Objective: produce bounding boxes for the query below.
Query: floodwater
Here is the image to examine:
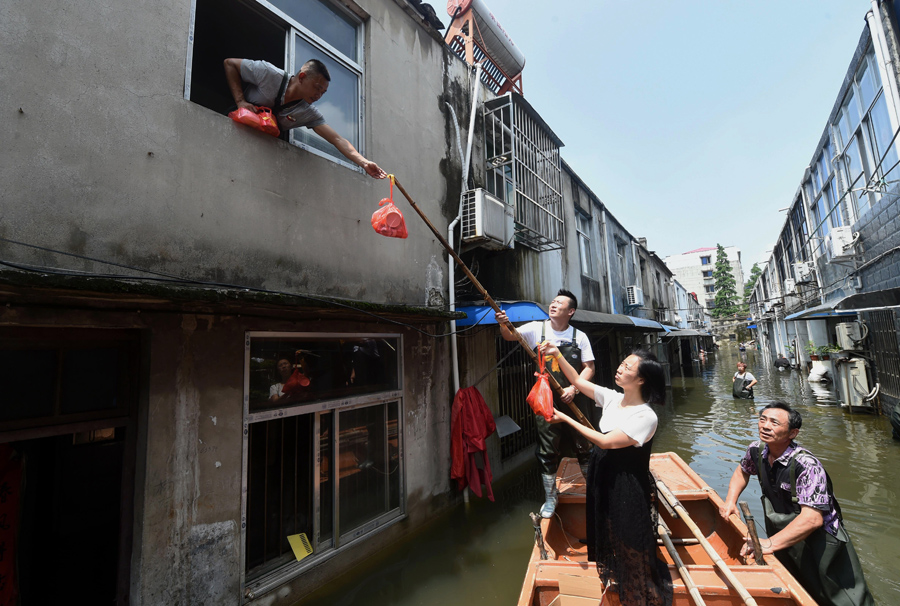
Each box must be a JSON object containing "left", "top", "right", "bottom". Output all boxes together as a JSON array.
[{"left": 294, "top": 349, "right": 900, "bottom": 605}]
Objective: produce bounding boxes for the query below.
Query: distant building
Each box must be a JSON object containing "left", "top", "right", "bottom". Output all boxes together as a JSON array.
[{"left": 664, "top": 247, "right": 745, "bottom": 312}]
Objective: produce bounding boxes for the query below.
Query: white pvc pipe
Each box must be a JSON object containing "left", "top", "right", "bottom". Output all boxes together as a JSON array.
[
  {"left": 868, "top": 3, "right": 900, "bottom": 133},
  {"left": 601, "top": 209, "right": 616, "bottom": 314},
  {"left": 450, "top": 63, "right": 484, "bottom": 395}
]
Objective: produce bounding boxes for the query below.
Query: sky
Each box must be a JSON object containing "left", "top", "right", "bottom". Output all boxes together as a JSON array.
[{"left": 473, "top": 0, "right": 876, "bottom": 271}]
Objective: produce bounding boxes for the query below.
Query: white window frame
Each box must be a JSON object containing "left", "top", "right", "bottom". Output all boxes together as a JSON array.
[
  {"left": 575, "top": 212, "right": 594, "bottom": 279},
  {"left": 185, "top": 0, "right": 367, "bottom": 173},
  {"left": 241, "top": 331, "right": 405, "bottom": 600}
]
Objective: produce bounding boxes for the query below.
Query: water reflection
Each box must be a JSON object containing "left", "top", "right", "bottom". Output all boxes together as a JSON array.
[
  {"left": 293, "top": 349, "right": 900, "bottom": 606},
  {"left": 654, "top": 349, "right": 899, "bottom": 604}
]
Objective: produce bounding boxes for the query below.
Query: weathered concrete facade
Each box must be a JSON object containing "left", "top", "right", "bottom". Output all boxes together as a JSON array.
[
  {"left": 0, "top": 0, "right": 483, "bottom": 603},
  {"left": 749, "top": 1, "right": 900, "bottom": 427}
]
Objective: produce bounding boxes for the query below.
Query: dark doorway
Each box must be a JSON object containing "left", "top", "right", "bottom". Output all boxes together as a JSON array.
[{"left": 13, "top": 429, "right": 125, "bottom": 604}]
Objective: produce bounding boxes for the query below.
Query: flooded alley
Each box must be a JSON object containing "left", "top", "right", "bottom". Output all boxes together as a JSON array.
[{"left": 295, "top": 350, "right": 900, "bottom": 606}]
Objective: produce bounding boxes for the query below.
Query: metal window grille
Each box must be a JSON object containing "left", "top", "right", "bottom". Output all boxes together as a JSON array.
[
  {"left": 864, "top": 310, "right": 900, "bottom": 400},
  {"left": 496, "top": 337, "right": 536, "bottom": 459},
  {"left": 484, "top": 93, "right": 564, "bottom": 251}
]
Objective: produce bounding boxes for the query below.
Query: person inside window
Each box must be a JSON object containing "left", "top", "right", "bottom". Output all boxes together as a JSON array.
[{"left": 224, "top": 58, "right": 386, "bottom": 178}]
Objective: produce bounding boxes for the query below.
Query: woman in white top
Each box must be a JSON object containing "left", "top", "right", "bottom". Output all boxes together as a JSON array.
[{"left": 540, "top": 344, "right": 672, "bottom": 606}]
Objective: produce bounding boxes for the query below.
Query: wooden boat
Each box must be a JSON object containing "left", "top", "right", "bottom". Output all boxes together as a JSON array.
[{"left": 518, "top": 453, "right": 818, "bottom": 606}]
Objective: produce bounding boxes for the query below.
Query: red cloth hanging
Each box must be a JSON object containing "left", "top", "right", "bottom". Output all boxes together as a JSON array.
[{"left": 450, "top": 386, "right": 496, "bottom": 501}]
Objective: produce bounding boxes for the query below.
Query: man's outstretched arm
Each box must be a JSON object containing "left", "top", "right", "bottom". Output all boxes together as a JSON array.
[
  {"left": 224, "top": 58, "right": 257, "bottom": 113},
  {"left": 312, "top": 123, "right": 386, "bottom": 178},
  {"left": 719, "top": 465, "right": 750, "bottom": 519}
]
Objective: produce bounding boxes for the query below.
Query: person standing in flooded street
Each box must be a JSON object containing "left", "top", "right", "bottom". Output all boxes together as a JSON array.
[
  {"left": 732, "top": 361, "right": 757, "bottom": 399},
  {"left": 720, "top": 402, "right": 874, "bottom": 606}
]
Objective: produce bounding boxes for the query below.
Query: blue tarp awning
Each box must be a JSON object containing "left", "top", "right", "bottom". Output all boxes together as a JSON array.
[
  {"left": 455, "top": 301, "right": 548, "bottom": 326},
  {"left": 628, "top": 316, "right": 665, "bottom": 331},
  {"left": 785, "top": 299, "right": 857, "bottom": 321},
  {"left": 662, "top": 325, "right": 679, "bottom": 332}
]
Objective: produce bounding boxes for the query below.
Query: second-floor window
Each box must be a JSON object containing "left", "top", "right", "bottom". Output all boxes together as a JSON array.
[
  {"left": 576, "top": 212, "right": 593, "bottom": 278},
  {"left": 187, "top": 0, "right": 364, "bottom": 168},
  {"left": 702, "top": 270, "right": 713, "bottom": 278}
]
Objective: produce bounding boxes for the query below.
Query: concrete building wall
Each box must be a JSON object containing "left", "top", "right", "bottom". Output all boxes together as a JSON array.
[
  {"left": 0, "top": 0, "right": 474, "bottom": 603},
  {"left": 1, "top": 0, "right": 471, "bottom": 305}
]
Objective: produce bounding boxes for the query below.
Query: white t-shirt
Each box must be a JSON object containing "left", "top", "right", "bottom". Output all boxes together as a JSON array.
[
  {"left": 516, "top": 321, "right": 595, "bottom": 363},
  {"left": 269, "top": 383, "right": 285, "bottom": 399},
  {"left": 734, "top": 371, "right": 756, "bottom": 383},
  {"left": 593, "top": 385, "right": 658, "bottom": 446}
]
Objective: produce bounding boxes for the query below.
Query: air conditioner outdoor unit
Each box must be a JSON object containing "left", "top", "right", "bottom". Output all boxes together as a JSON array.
[
  {"left": 626, "top": 285, "right": 644, "bottom": 307},
  {"left": 839, "top": 358, "right": 873, "bottom": 409},
  {"left": 460, "top": 188, "right": 514, "bottom": 250},
  {"left": 794, "top": 261, "right": 814, "bottom": 283},
  {"left": 826, "top": 226, "right": 855, "bottom": 258},
  {"left": 836, "top": 322, "right": 866, "bottom": 351},
  {"left": 784, "top": 278, "right": 796, "bottom": 294}
]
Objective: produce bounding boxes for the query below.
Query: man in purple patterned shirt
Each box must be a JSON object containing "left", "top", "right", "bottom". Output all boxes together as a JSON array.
[{"left": 720, "top": 402, "right": 873, "bottom": 606}]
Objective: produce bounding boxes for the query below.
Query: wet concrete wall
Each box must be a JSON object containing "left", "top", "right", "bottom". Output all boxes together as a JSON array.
[
  {"left": 0, "top": 0, "right": 471, "bottom": 306},
  {"left": 0, "top": 300, "right": 453, "bottom": 605}
]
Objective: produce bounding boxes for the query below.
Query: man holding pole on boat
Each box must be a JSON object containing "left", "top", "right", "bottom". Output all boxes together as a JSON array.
[
  {"left": 496, "top": 289, "right": 595, "bottom": 518},
  {"left": 720, "top": 402, "right": 874, "bottom": 606}
]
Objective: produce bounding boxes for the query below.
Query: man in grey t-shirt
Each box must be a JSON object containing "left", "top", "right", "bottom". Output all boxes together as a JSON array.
[{"left": 224, "top": 57, "right": 386, "bottom": 179}]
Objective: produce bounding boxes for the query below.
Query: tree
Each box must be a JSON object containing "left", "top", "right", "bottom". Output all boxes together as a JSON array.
[
  {"left": 743, "top": 263, "right": 762, "bottom": 309},
  {"left": 712, "top": 244, "right": 740, "bottom": 318}
]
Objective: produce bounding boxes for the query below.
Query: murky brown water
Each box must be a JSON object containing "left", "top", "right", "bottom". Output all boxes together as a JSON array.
[{"left": 294, "top": 348, "right": 900, "bottom": 605}]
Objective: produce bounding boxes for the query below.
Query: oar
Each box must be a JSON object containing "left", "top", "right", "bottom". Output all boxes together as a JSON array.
[
  {"left": 392, "top": 177, "right": 591, "bottom": 429},
  {"left": 653, "top": 474, "right": 759, "bottom": 606},
  {"left": 658, "top": 520, "right": 706, "bottom": 606},
  {"left": 738, "top": 501, "right": 766, "bottom": 565}
]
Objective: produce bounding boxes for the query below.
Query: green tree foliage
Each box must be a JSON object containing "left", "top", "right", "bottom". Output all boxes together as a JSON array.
[
  {"left": 743, "top": 263, "right": 762, "bottom": 306},
  {"left": 712, "top": 244, "right": 740, "bottom": 318}
]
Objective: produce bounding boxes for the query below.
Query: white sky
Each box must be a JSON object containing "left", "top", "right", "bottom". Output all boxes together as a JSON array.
[{"left": 473, "top": 0, "right": 875, "bottom": 270}]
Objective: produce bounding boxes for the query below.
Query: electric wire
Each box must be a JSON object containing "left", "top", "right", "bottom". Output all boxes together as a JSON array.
[{"left": 0, "top": 240, "right": 509, "bottom": 339}]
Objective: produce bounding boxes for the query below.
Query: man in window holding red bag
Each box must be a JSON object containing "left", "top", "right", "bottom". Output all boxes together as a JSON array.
[
  {"left": 496, "top": 289, "right": 595, "bottom": 518},
  {"left": 224, "top": 57, "right": 386, "bottom": 179}
]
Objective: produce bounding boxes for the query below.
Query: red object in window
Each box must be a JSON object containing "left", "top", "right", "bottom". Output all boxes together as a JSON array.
[
  {"left": 371, "top": 175, "right": 408, "bottom": 239},
  {"left": 282, "top": 351, "right": 310, "bottom": 398},
  {"left": 228, "top": 107, "right": 280, "bottom": 137}
]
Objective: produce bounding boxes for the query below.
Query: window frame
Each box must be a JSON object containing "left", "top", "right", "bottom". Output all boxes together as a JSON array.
[
  {"left": 241, "top": 331, "right": 405, "bottom": 596},
  {"left": 184, "top": 0, "right": 367, "bottom": 173},
  {"left": 575, "top": 211, "right": 594, "bottom": 279}
]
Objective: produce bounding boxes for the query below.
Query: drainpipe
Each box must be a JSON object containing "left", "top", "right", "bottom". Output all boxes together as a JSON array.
[
  {"left": 448, "top": 62, "right": 483, "bottom": 395},
  {"left": 868, "top": 2, "right": 900, "bottom": 132},
  {"left": 601, "top": 209, "right": 616, "bottom": 314}
]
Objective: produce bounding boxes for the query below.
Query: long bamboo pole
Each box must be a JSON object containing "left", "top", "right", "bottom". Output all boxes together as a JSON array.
[
  {"left": 392, "top": 177, "right": 592, "bottom": 428},
  {"left": 658, "top": 521, "right": 706, "bottom": 606},
  {"left": 654, "top": 475, "right": 759, "bottom": 606}
]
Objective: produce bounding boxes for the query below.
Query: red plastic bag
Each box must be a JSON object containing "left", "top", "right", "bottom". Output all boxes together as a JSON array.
[
  {"left": 228, "top": 106, "right": 280, "bottom": 137},
  {"left": 282, "top": 350, "right": 310, "bottom": 398},
  {"left": 371, "top": 175, "right": 408, "bottom": 239},
  {"left": 526, "top": 352, "right": 554, "bottom": 421}
]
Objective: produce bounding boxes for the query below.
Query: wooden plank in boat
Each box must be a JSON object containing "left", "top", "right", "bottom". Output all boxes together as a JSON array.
[{"left": 558, "top": 573, "right": 606, "bottom": 606}]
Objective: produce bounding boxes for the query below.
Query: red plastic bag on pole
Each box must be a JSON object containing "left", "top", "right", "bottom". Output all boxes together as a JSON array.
[
  {"left": 228, "top": 106, "right": 280, "bottom": 137},
  {"left": 526, "top": 351, "right": 554, "bottom": 421},
  {"left": 371, "top": 175, "right": 408, "bottom": 239}
]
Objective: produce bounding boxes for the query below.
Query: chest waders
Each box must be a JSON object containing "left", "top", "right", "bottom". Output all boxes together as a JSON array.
[
  {"left": 756, "top": 449, "right": 873, "bottom": 606},
  {"left": 732, "top": 374, "right": 754, "bottom": 399},
  {"left": 534, "top": 323, "right": 594, "bottom": 518}
]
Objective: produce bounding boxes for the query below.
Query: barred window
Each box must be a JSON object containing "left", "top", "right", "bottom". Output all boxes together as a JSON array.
[{"left": 243, "top": 334, "right": 403, "bottom": 589}]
